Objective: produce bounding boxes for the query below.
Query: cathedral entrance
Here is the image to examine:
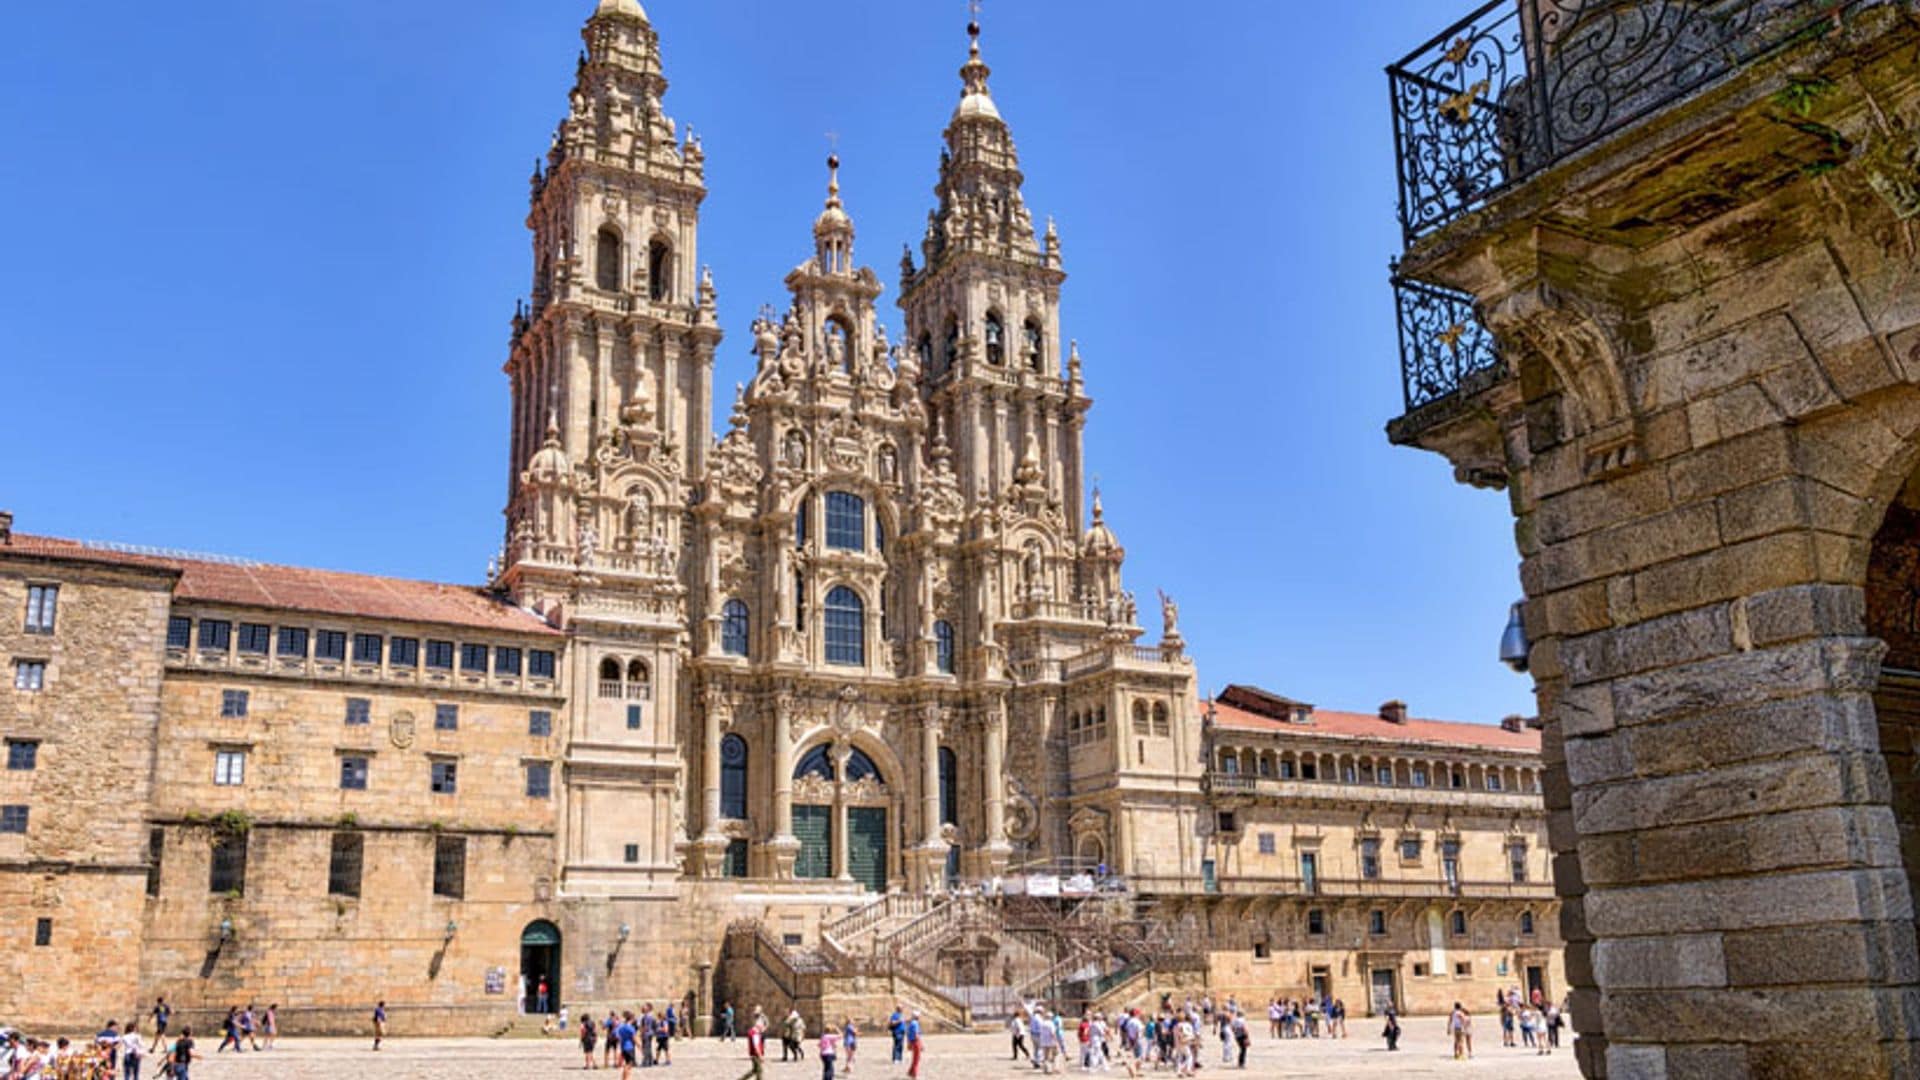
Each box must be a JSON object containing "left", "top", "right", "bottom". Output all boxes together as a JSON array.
[
  {"left": 519, "top": 920, "right": 561, "bottom": 1016},
  {"left": 848, "top": 807, "right": 888, "bottom": 894},
  {"left": 792, "top": 743, "right": 893, "bottom": 888},
  {"left": 794, "top": 805, "right": 833, "bottom": 879}
]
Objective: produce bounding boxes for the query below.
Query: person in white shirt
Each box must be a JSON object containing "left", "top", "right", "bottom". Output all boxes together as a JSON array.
[{"left": 120, "top": 1022, "right": 149, "bottom": 1080}]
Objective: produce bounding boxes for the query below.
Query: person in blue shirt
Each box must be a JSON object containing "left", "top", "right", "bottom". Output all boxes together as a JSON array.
[
  {"left": 905, "top": 1011, "right": 924, "bottom": 1079},
  {"left": 887, "top": 1007, "right": 904, "bottom": 1063},
  {"left": 616, "top": 1012, "right": 640, "bottom": 1079}
]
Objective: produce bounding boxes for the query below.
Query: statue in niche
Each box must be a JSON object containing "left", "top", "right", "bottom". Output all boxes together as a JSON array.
[
  {"left": 878, "top": 445, "right": 899, "bottom": 485},
  {"left": 624, "top": 490, "right": 651, "bottom": 549},
  {"left": 577, "top": 521, "right": 599, "bottom": 567},
  {"left": 1022, "top": 543, "right": 1045, "bottom": 599},
  {"left": 783, "top": 430, "right": 808, "bottom": 470}
]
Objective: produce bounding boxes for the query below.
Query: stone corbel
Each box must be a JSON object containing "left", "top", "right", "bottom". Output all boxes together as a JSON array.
[{"left": 1484, "top": 283, "right": 1642, "bottom": 481}]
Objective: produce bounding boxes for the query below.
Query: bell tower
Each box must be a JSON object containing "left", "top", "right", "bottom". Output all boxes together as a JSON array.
[{"left": 898, "top": 18, "right": 1085, "bottom": 535}]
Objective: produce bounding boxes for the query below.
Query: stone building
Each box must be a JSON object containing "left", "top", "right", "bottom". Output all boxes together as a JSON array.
[{"left": 1381, "top": 1, "right": 1920, "bottom": 1076}]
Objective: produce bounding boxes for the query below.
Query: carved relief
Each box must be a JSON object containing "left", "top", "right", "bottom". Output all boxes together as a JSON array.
[{"left": 1484, "top": 284, "right": 1640, "bottom": 479}]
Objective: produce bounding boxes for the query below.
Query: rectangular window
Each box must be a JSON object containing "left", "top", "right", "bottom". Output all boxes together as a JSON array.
[
  {"left": 725, "top": 838, "right": 749, "bottom": 878},
  {"left": 209, "top": 833, "right": 247, "bottom": 894},
  {"left": 328, "top": 832, "right": 364, "bottom": 898},
  {"left": 430, "top": 760, "right": 457, "bottom": 794},
  {"left": 1487, "top": 772, "right": 1504, "bottom": 792},
  {"left": 1216, "top": 810, "right": 1238, "bottom": 834},
  {"left": 626, "top": 704, "right": 643, "bottom": 731},
  {"left": 198, "top": 619, "right": 231, "bottom": 651},
  {"left": 315, "top": 630, "right": 347, "bottom": 662},
  {"left": 526, "top": 761, "right": 552, "bottom": 799},
  {"left": 426, "top": 640, "right": 455, "bottom": 670},
  {"left": 277, "top": 626, "right": 309, "bottom": 658},
  {"left": 1509, "top": 844, "right": 1529, "bottom": 883},
  {"left": 529, "top": 650, "right": 556, "bottom": 679},
  {"left": 390, "top": 637, "right": 420, "bottom": 668},
  {"left": 825, "top": 491, "right": 866, "bottom": 551},
  {"left": 166, "top": 616, "right": 192, "bottom": 649},
  {"left": 33, "top": 918, "right": 51, "bottom": 947},
  {"left": 1361, "top": 838, "right": 1381, "bottom": 880},
  {"left": 339, "top": 755, "right": 369, "bottom": 790},
  {"left": 24, "top": 585, "right": 57, "bottom": 634},
  {"left": 1413, "top": 963, "right": 1429, "bottom": 977},
  {"left": 1454, "top": 961, "right": 1472, "bottom": 977},
  {"left": 624, "top": 843, "right": 640, "bottom": 864},
  {"left": 345, "top": 697, "right": 370, "bottom": 726},
  {"left": 352, "top": 633, "right": 383, "bottom": 664},
  {"left": 1369, "top": 910, "right": 1387, "bottom": 935},
  {"left": 1256, "top": 832, "right": 1276, "bottom": 855},
  {"left": 1252, "top": 941, "right": 1270, "bottom": 960},
  {"left": 1377, "top": 765, "right": 1394, "bottom": 786},
  {"left": 1443, "top": 840, "right": 1462, "bottom": 887},
  {"left": 146, "top": 827, "right": 164, "bottom": 897},
  {"left": 214, "top": 750, "right": 246, "bottom": 786},
  {"left": 6, "top": 740, "right": 38, "bottom": 771},
  {"left": 434, "top": 703, "right": 458, "bottom": 731},
  {"left": 433, "top": 835, "right": 466, "bottom": 898},
  {"left": 1306, "top": 909, "right": 1326, "bottom": 936},
  {"left": 529, "top": 710, "right": 552, "bottom": 737},
  {"left": 494, "top": 647, "right": 522, "bottom": 675},
  {"left": 1451, "top": 909, "right": 1468, "bottom": 937},
  {"left": 14, "top": 661, "right": 46, "bottom": 692},
  {"left": 237, "top": 623, "right": 271, "bottom": 655},
  {"left": 459, "top": 643, "right": 488, "bottom": 672},
  {"left": 220, "top": 689, "right": 249, "bottom": 718},
  {"left": 1278, "top": 760, "right": 1296, "bottom": 780},
  {"left": 1412, "top": 768, "right": 1430, "bottom": 788},
  {"left": 0, "top": 804, "right": 28, "bottom": 833},
  {"left": 1401, "top": 837, "right": 1422, "bottom": 862}
]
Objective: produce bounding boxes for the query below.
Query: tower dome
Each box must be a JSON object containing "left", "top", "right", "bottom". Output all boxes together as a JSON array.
[{"left": 593, "top": 0, "right": 648, "bottom": 20}]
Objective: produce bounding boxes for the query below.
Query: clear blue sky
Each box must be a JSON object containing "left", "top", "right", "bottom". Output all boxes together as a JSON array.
[{"left": 0, "top": 1, "right": 1533, "bottom": 723}]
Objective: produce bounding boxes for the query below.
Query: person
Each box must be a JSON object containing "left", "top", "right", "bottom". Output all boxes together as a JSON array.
[
  {"left": 372, "top": 1001, "right": 388, "bottom": 1051},
  {"left": 1448, "top": 1002, "right": 1473, "bottom": 1060},
  {"left": 1029, "top": 1006, "right": 1052, "bottom": 1074},
  {"left": 96, "top": 1019, "right": 123, "bottom": 1073},
  {"left": 1381, "top": 1008, "right": 1400, "bottom": 1053},
  {"left": 121, "top": 1021, "right": 147, "bottom": 1080},
  {"left": 904, "top": 1010, "right": 923, "bottom": 1080},
  {"left": 1520, "top": 1005, "right": 1538, "bottom": 1050},
  {"left": 616, "top": 1011, "right": 639, "bottom": 1080},
  {"left": 1546, "top": 1002, "right": 1564, "bottom": 1051},
  {"left": 215, "top": 1008, "right": 239, "bottom": 1054},
  {"left": 721, "top": 1002, "right": 737, "bottom": 1042},
  {"left": 641, "top": 1005, "right": 659, "bottom": 1068},
  {"left": 605, "top": 1010, "right": 623, "bottom": 1069},
  {"left": 1010, "top": 1010, "right": 1029, "bottom": 1062},
  {"left": 658, "top": 1002, "right": 675, "bottom": 1065},
  {"left": 150, "top": 999, "right": 170, "bottom": 1041},
  {"left": 170, "top": 1028, "right": 195, "bottom": 1080},
  {"left": 1230, "top": 1009, "right": 1248, "bottom": 1068},
  {"left": 818, "top": 1024, "right": 840, "bottom": 1080},
  {"left": 887, "top": 1006, "right": 904, "bottom": 1064},
  {"left": 261, "top": 1005, "right": 277, "bottom": 1051},
  {"left": 1077, "top": 1010, "right": 1093, "bottom": 1072},
  {"left": 581, "top": 1013, "right": 601, "bottom": 1070},
  {"left": 737, "top": 1017, "right": 767, "bottom": 1080},
  {"left": 1499, "top": 994, "right": 1516, "bottom": 1048},
  {"left": 239, "top": 1004, "right": 259, "bottom": 1051},
  {"left": 537, "top": 977, "right": 551, "bottom": 1014},
  {"left": 1217, "top": 1011, "right": 1232, "bottom": 1065},
  {"left": 1266, "top": 1000, "right": 1281, "bottom": 1040},
  {"left": 841, "top": 1018, "right": 858, "bottom": 1076}
]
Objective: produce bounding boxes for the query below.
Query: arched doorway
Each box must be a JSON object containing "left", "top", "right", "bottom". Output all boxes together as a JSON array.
[
  {"left": 520, "top": 920, "right": 562, "bottom": 1016},
  {"left": 791, "top": 742, "right": 892, "bottom": 893},
  {"left": 1866, "top": 481, "right": 1920, "bottom": 909}
]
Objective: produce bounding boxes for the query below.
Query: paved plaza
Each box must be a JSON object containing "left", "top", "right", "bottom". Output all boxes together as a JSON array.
[{"left": 177, "top": 1023, "right": 1580, "bottom": 1079}]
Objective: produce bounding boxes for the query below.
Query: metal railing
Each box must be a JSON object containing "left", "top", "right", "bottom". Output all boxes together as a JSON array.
[
  {"left": 1392, "top": 277, "right": 1503, "bottom": 411},
  {"left": 1388, "top": 0, "right": 1871, "bottom": 245}
]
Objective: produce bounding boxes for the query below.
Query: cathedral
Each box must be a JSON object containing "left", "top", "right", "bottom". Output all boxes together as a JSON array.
[{"left": 0, "top": 1, "right": 1556, "bottom": 1033}]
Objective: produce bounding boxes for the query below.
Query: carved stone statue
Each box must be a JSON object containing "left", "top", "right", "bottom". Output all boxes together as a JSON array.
[
  {"left": 624, "top": 490, "right": 651, "bottom": 548},
  {"left": 1158, "top": 589, "right": 1179, "bottom": 638},
  {"left": 577, "top": 520, "right": 599, "bottom": 567},
  {"left": 784, "top": 430, "right": 808, "bottom": 470}
]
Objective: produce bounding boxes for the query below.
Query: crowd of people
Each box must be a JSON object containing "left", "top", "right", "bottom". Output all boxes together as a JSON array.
[{"left": 0, "top": 998, "right": 197, "bottom": 1079}]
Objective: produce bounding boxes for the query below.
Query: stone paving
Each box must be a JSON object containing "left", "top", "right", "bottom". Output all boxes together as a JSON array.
[{"left": 171, "top": 1021, "right": 1580, "bottom": 1079}]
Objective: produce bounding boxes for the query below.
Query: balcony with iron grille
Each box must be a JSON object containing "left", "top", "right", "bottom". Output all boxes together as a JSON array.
[{"left": 1383, "top": 0, "right": 1895, "bottom": 457}]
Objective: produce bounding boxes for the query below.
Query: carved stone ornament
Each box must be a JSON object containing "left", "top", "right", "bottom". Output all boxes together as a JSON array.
[
  {"left": 1484, "top": 284, "right": 1641, "bottom": 479},
  {"left": 390, "top": 711, "right": 417, "bottom": 749}
]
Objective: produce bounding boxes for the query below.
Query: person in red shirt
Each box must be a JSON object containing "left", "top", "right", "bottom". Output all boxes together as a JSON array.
[{"left": 739, "top": 1018, "right": 768, "bottom": 1080}]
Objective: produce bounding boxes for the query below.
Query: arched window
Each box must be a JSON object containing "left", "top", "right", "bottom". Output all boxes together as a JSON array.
[
  {"left": 825, "top": 492, "right": 865, "bottom": 551},
  {"left": 794, "top": 744, "right": 835, "bottom": 781},
  {"left": 846, "top": 748, "right": 881, "bottom": 783},
  {"left": 627, "top": 659, "right": 650, "bottom": 685},
  {"left": 721, "top": 600, "right": 750, "bottom": 657},
  {"left": 596, "top": 228, "right": 622, "bottom": 292},
  {"left": 1450, "top": 910, "right": 1468, "bottom": 936},
  {"left": 598, "top": 656, "right": 622, "bottom": 698},
  {"left": 720, "top": 734, "right": 749, "bottom": 819},
  {"left": 938, "top": 746, "right": 957, "bottom": 825},
  {"left": 1023, "top": 320, "right": 1044, "bottom": 372},
  {"left": 934, "top": 620, "right": 955, "bottom": 674},
  {"left": 943, "top": 318, "right": 959, "bottom": 373},
  {"left": 824, "top": 586, "right": 865, "bottom": 666},
  {"left": 647, "top": 239, "right": 672, "bottom": 301},
  {"left": 1132, "top": 701, "right": 1149, "bottom": 734},
  {"left": 917, "top": 333, "right": 933, "bottom": 373},
  {"left": 1519, "top": 910, "right": 1536, "bottom": 936},
  {"left": 985, "top": 313, "right": 1005, "bottom": 366},
  {"left": 1151, "top": 702, "right": 1170, "bottom": 737},
  {"left": 795, "top": 499, "right": 808, "bottom": 549}
]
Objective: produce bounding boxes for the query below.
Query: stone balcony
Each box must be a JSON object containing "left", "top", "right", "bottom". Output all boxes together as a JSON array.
[
  {"left": 1205, "top": 770, "right": 1542, "bottom": 812},
  {"left": 164, "top": 645, "right": 560, "bottom": 700}
]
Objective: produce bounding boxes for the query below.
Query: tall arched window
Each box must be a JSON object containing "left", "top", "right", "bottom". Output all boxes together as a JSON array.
[
  {"left": 917, "top": 333, "right": 933, "bottom": 374},
  {"left": 938, "top": 746, "right": 957, "bottom": 826},
  {"left": 627, "top": 659, "right": 650, "bottom": 686},
  {"left": 943, "top": 318, "right": 959, "bottom": 373},
  {"left": 596, "top": 228, "right": 622, "bottom": 291},
  {"left": 846, "top": 748, "right": 881, "bottom": 783},
  {"left": 824, "top": 586, "right": 865, "bottom": 666},
  {"left": 721, "top": 600, "right": 750, "bottom": 657},
  {"left": 1023, "top": 320, "right": 1044, "bottom": 371},
  {"left": 934, "top": 620, "right": 955, "bottom": 674},
  {"left": 720, "top": 734, "right": 749, "bottom": 819},
  {"left": 825, "top": 492, "right": 866, "bottom": 551},
  {"left": 794, "top": 744, "right": 836, "bottom": 781},
  {"left": 984, "top": 313, "right": 1005, "bottom": 366},
  {"left": 648, "top": 239, "right": 671, "bottom": 301},
  {"left": 598, "top": 656, "right": 622, "bottom": 698}
]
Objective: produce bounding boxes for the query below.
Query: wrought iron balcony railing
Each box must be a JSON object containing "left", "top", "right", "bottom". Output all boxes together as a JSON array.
[
  {"left": 1393, "top": 276, "right": 1503, "bottom": 411},
  {"left": 1388, "top": 0, "right": 1868, "bottom": 247}
]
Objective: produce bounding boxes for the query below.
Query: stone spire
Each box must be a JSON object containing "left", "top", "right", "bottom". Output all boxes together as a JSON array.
[
  {"left": 554, "top": 0, "right": 687, "bottom": 172},
  {"left": 813, "top": 154, "right": 855, "bottom": 275},
  {"left": 917, "top": 16, "right": 1042, "bottom": 269}
]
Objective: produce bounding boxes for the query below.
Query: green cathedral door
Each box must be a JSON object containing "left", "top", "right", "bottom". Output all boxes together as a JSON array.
[
  {"left": 794, "top": 805, "right": 832, "bottom": 879},
  {"left": 847, "top": 807, "right": 888, "bottom": 893}
]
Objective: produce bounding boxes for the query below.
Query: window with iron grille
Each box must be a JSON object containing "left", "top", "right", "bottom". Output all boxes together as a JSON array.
[
  {"left": 6, "top": 740, "right": 38, "bottom": 771},
  {"left": 434, "top": 704, "right": 458, "bottom": 731},
  {"left": 237, "top": 623, "right": 271, "bottom": 655},
  {"left": 220, "top": 689, "right": 248, "bottom": 718},
  {"left": 430, "top": 760, "right": 457, "bottom": 794},
  {"left": 528, "top": 710, "right": 552, "bottom": 737},
  {"left": 23, "top": 585, "right": 57, "bottom": 634},
  {"left": 390, "top": 637, "right": 420, "bottom": 668},
  {"left": 277, "top": 626, "right": 308, "bottom": 658},
  {"left": 209, "top": 833, "right": 247, "bottom": 894},
  {"left": 353, "top": 633, "right": 383, "bottom": 664},
  {"left": 825, "top": 492, "right": 865, "bottom": 550},
  {"left": 345, "top": 697, "right": 370, "bottom": 726},
  {"left": 525, "top": 761, "right": 551, "bottom": 799},
  {"left": 433, "top": 835, "right": 466, "bottom": 898},
  {"left": 214, "top": 750, "right": 246, "bottom": 786},
  {"left": 0, "top": 804, "right": 28, "bottom": 833},
  {"left": 199, "top": 619, "right": 231, "bottom": 651},
  {"left": 529, "top": 650, "right": 555, "bottom": 678},
  {"left": 824, "top": 586, "right": 864, "bottom": 666},
  {"left": 495, "top": 646, "right": 522, "bottom": 675},
  {"left": 315, "top": 630, "right": 347, "bottom": 661},
  {"left": 459, "top": 644, "right": 488, "bottom": 672},
  {"left": 339, "top": 755, "right": 369, "bottom": 790},
  {"left": 426, "top": 640, "right": 455, "bottom": 670},
  {"left": 13, "top": 661, "right": 45, "bottom": 692},
  {"left": 329, "top": 832, "right": 364, "bottom": 897},
  {"left": 166, "top": 616, "right": 192, "bottom": 649}
]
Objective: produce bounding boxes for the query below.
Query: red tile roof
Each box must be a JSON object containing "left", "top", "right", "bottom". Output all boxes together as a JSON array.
[
  {"left": 4, "top": 534, "right": 559, "bottom": 637},
  {"left": 1207, "top": 692, "right": 1540, "bottom": 753}
]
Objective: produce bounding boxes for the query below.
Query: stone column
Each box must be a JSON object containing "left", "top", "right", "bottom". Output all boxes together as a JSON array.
[
  {"left": 695, "top": 691, "right": 727, "bottom": 876},
  {"left": 766, "top": 693, "right": 799, "bottom": 879},
  {"left": 832, "top": 746, "right": 852, "bottom": 883},
  {"left": 982, "top": 703, "right": 1010, "bottom": 874}
]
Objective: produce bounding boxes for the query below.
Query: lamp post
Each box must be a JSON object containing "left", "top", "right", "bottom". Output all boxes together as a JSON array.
[{"left": 218, "top": 917, "right": 235, "bottom": 944}]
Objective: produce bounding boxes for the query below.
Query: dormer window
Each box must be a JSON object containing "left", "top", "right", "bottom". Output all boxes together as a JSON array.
[{"left": 1291, "top": 706, "right": 1312, "bottom": 724}]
